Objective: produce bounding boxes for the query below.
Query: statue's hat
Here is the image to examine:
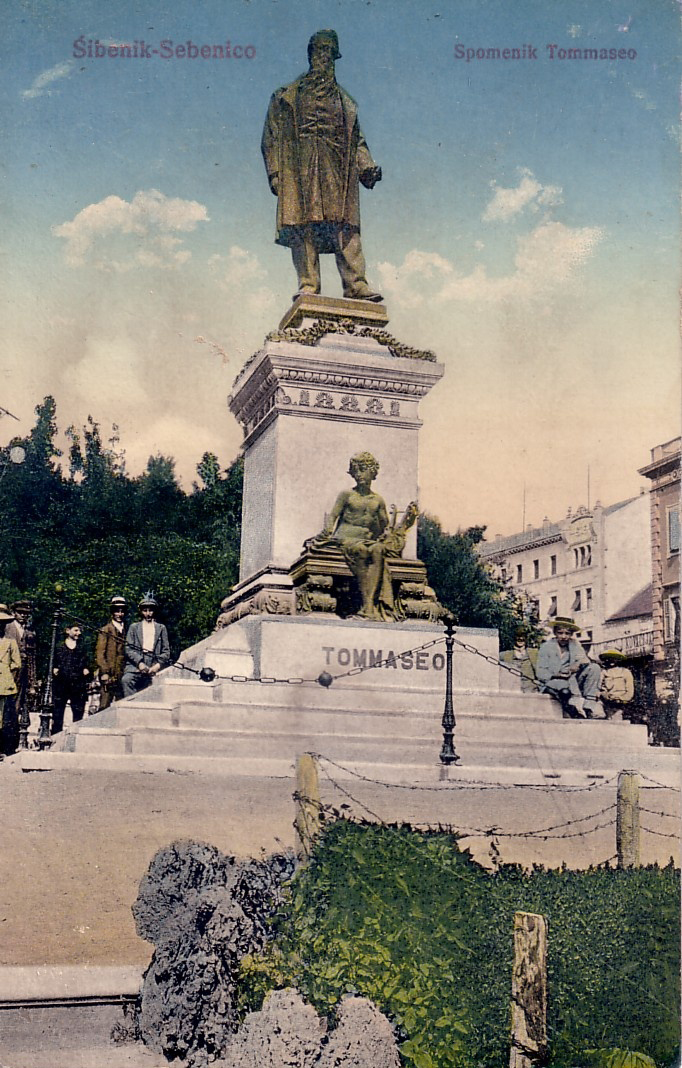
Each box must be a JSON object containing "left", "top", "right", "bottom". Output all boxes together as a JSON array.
[{"left": 308, "top": 29, "right": 341, "bottom": 60}]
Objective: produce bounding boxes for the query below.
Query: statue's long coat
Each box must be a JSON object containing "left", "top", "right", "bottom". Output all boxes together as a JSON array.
[{"left": 261, "top": 75, "right": 376, "bottom": 251}]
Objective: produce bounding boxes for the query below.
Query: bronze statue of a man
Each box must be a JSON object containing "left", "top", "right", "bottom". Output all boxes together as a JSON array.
[{"left": 262, "top": 30, "right": 383, "bottom": 303}]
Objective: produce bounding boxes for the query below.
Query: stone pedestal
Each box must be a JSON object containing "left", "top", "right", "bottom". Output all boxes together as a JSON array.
[{"left": 220, "top": 297, "right": 442, "bottom": 623}]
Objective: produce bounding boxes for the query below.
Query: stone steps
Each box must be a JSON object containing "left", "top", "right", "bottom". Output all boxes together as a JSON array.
[
  {"left": 71, "top": 703, "right": 645, "bottom": 747},
  {"left": 63, "top": 714, "right": 649, "bottom": 774}
]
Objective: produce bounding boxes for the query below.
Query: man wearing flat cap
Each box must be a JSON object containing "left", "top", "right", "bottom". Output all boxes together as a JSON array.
[
  {"left": 262, "top": 29, "right": 383, "bottom": 302},
  {"left": 121, "top": 592, "right": 171, "bottom": 698},
  {"left": 536, "top": 617, "right": 603, "bottom": 718},
  {"left": 95, "top": 596, "right": 127, "bottom": 710}
]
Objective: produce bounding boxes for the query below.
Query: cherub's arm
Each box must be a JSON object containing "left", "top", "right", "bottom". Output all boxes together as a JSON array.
[
  {"left": 324, "top": 491, "right": 350, "bottom": 536},
  {"left": 304, "top": 492, "right": 350, "bottom": 549},
  {"left": 376, "top": 496, "right": 390, "bottom": 535}
]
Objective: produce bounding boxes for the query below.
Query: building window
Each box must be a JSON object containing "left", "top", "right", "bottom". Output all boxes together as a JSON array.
[
  {"left": 585, "top": 587, "right": 592, "bottom": 609},
  {"left": 500, "top": 566, "right": 507, "bottom": 583},
  {"left": 572, "top": 589, "right": 582, "bottom": 612},
  {"left": 533, "top": 559, "right": 539, "bottom": 579},
  {"left": 668, "top": 507, "right": 680, "bottom": 555},
  {"left": 550, "top": 555, "right": 557, "bottom": 576},
  {"left": 574, "top": 544, "right": 592, "bottom": 568},
  {"left": 548, "top": 595, "right": 558, "bottom": 617},
  {"left": 663, "top": 594, "right": 680, "bottom": 643},
  {"left": 516, "top": 564, "right": 523, "bottom": 584}
]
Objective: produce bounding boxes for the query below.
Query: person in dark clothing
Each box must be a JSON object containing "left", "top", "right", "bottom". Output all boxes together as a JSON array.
[{"left": 52, "top": 623, "right": 91, "bottom": 735}]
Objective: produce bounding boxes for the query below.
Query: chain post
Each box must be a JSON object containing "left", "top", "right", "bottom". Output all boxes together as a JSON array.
[
  {"left": 16, "top": 662, "right": 32, "bottom": 751},
  {"left": 37, "top": 588, "right": 64, "bottom": 749},
  {"left": 439, "top": 614, "right": 460, "bottom": 766}
]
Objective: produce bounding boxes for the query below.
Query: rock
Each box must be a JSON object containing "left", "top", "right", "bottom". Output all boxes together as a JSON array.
[
  {"left": 133, "top": 840, "right": 295, "bottom": 1067},
  {"left": 217, "top": 988, "right": 325, "bottom": 1068},
  {"left": 317, "top": 995, "right": 401, "bottom": 1068}
]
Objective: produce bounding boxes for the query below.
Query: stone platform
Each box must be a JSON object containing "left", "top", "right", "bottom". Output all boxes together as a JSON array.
[{"left": 20, "top": 615, "right": 675, "bottom": 787}]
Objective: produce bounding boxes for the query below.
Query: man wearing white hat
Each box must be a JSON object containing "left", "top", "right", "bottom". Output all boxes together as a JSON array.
[{"left": 536, "top": 617, "right": 603, "bottom": 718}]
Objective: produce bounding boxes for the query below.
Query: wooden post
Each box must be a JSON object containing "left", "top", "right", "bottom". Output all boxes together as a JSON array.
[
  {"left": 509, "top": 911, "right": 548, "bottom": 1068},
  {"left": 616, "top": 769, "right": 640, "bottom": 869},
  {"left": 294, "top": 753, "right": 321, "bottom": 861}
]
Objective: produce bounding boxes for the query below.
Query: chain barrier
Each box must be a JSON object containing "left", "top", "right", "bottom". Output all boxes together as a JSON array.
[
  {"left": 640, "top": 805, "right": 680, "bottom": 820},
  {"left": 310, "top": 753, "right": 620, "bottom": 794},
  {"left": 311, "top": 763, "right": 620, "bottom": 842},
  {"left": 449, "top": 634, "right": 543, "bottom": 689},
  {"left": 640, "top": 825, "right": 680, "bottom": 839},
  {"left": 640, "top": 774, "right": 681, "bottom": 793}
]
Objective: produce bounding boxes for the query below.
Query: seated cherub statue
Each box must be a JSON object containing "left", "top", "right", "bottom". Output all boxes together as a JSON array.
[{"left": 306, "top": 451, "right": 418, "bottom": 621}]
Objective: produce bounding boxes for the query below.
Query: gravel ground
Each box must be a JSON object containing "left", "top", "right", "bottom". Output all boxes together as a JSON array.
[{"left": 0, "top": 761, "right": 677, "bottom": 967}]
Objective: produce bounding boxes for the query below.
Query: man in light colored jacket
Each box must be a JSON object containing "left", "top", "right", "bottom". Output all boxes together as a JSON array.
[{"left": 536, "top": 617, "right": 602, "bottom": 718}]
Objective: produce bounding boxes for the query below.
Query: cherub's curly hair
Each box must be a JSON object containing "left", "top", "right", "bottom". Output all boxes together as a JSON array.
[{"left": 348, "top": 452, "right": 380, "bottom": 480}]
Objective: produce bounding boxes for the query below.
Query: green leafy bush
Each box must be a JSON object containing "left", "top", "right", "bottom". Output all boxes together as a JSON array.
[{"left": 241, "top": 821, "right": 680, "bottom": 1068}]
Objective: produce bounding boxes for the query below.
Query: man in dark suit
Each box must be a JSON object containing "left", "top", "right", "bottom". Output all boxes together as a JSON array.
[{"left": 121, "top": 592, "right": 171, "bottom": 698}]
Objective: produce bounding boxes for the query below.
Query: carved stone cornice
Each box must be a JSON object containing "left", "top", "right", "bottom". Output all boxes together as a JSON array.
[
  {"left": 229, "top": 338, "right": 443, "bottom": 444},
  {"left": 277, "top": 367, "right": 430, "bottom": 396}
]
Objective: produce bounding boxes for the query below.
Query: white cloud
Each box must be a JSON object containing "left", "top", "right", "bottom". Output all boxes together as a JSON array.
[
  {"left": 483, "top": 168, "right": 563, "bottom": 222},
  {"left": 53, "top": 189, "right": 209, "bottom": 269},
  {"left": 22, "top": 60, "right": 76, "bottom": 100},
  {"left": 377, "top": 221, "right": 604, "bottom": 306},
  {"left": 210, "top": 245, "right": 267, "bottom": 287},
  {"left": 209, "top": 246, "right": 276, "bottom": 315}
]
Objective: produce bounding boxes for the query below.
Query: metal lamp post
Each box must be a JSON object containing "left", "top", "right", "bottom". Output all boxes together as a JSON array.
[
  {"left": 439, "top": 613, "right": 460, "bottom": 766},
  {"left": 37, "top": 587, "right": 64, "bottom": 749}
]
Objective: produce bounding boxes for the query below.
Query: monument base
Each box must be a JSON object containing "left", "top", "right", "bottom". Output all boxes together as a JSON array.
[
  {"left": 278, "top": 293, "right": 389, "bottom": 331},
  {"left": 40, "top": 615, "right": 679, "bottom": 791}
]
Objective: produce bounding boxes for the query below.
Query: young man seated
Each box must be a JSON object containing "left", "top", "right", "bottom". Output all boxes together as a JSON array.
[{"left": 536, "top": 617, "right": 603, "bottom": 718}]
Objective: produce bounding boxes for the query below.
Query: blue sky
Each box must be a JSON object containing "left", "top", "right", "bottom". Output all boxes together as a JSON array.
[{"left": 1, "top": 0, "right": 679, "bottom": 534}]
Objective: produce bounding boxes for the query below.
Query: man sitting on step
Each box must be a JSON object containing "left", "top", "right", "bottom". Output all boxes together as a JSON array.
[{"left": 536, "top": 617, "right": 603, "bottom": 719}]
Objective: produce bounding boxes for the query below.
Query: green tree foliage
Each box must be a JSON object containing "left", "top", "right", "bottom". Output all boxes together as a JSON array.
[
  {"left": 0, "top": 397, "right": 242, "bottom": 674},
  {"left": 417, "top": 514, "right": 531, "bottom": 650},
  {"left": 242, "top": 821, "right": 680, "bottom": 1068}
]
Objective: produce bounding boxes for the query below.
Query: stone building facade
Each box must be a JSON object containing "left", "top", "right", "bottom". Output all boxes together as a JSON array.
[
  {"left": 479, "top": 495, "right": 653, "bottom": 655},
  {"left": 638, "top": 437, "right": 680, "bottom": 697}
]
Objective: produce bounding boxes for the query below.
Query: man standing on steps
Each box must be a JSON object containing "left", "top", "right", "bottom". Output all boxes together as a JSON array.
[
  {"left": 5, "top": 600, "right": 38, "bottom": 751},
  {"left": 536, "top": 617, "right": 603, "bottom": 718},
  {"left": 262, "top": 29, "right": 384, "bottom": 303},
  {"left": 121, "top": 593, "right": 171, "bottom": 698},
  {"left": 95, "top": 595, "right": 127, "bottom": 710}
]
